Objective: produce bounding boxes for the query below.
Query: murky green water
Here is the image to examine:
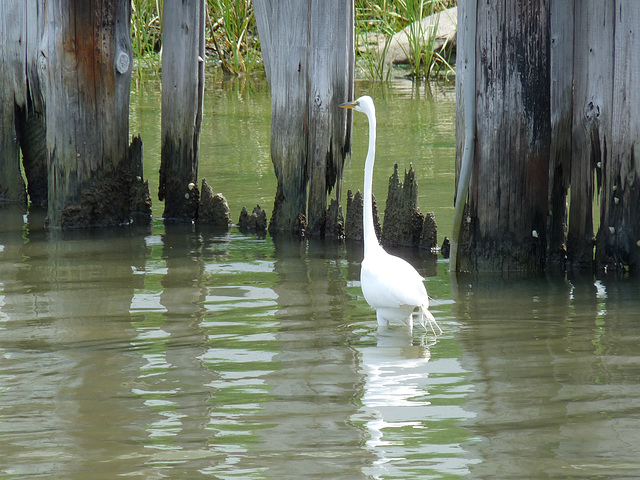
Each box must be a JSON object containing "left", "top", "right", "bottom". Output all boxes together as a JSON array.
[
  {"left": 129, "top": 71, "right": 457, "bottom": 236},
  {"left": 2, "top": 70, "right": 640, "bottom": 479}
]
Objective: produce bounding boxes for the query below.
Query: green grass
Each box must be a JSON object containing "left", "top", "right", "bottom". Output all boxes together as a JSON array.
[
  {"left": 356, "top": 2, "right": 398, "bottom": 81},
  {"left": 206, "top": 0, "right": 261, "bottom": 75},
  {"left": 131, "top": 0, "right": 163, "bottom": 74},
  {"left": 356, "top": 0, "right": 456, "bottom": 81},
  {"left": 403, "top": 0, "right": 440, "bottom": 78},
  {"left": 130, "top": 0, "right": 260, "bottom": 76}
]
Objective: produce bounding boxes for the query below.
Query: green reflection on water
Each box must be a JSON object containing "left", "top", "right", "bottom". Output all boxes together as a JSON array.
[
  {"left": 4, "top": 206, "right": 640, "bottom": 478},
  {"left": 130, "top": 69, "right": 456, "bottom": 240},
  {"left": 11, "top": 69, "right": 640, "bottom": 480}
]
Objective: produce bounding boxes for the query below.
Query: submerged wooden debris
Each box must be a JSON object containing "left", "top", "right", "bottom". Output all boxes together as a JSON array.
[
  {"left": 198, "top": 178, "right": 231, "bottom": 226},
  {"left": 382, "top": 164, "right": 437, "bottom": 249},
  {"left": 238, "top": 205, "right": 268, "bottom": 233},
  {"left": 345, "top": 189, "right": 381, "bottom": 242}
]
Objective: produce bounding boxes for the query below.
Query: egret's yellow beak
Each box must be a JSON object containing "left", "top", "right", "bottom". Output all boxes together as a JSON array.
[{"left": 340, "top": 100, "right": 358, "bottom": 109}]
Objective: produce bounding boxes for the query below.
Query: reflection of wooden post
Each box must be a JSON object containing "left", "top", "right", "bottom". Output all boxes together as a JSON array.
[
  {"left": 44, "top": 0, "right": 150, "bottom": 228},
  {"left": 159, "top": 0, "right": 205, "bottom": 222},
  {"left": 254, "top": 0, "right": 354, "bottom": 235}
]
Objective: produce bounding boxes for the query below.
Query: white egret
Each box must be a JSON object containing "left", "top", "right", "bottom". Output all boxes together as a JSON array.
[{"left": 340, "top": 96, "right": 442, "bottom": 336}]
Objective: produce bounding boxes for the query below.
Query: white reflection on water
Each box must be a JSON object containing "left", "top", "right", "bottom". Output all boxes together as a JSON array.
[
  {"left": 360, "top": 331, "right": 434, "bottom": 465},
  {"left": 5, "top": 221, "right": 640, "bottom": 479},
  {"left": 355, "top": 327, "right": 475, "bottom": 479},
  {"left": 130, "top": 292, "right": 167, "bottom": 312}
]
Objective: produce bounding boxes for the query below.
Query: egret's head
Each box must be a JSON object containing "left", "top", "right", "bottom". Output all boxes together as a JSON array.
[{"left": 340, "top": 95, "right": 374, "bottom": 116}]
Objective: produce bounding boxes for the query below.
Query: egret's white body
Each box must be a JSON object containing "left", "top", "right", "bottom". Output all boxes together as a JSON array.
[{"left": 341, "top": 96, "right": 441, "bottom": 335}]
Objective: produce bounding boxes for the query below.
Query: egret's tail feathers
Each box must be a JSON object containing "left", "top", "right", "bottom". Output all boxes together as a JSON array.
[{"left": 419, "top": 304, "right": 442, "bottom": 336}]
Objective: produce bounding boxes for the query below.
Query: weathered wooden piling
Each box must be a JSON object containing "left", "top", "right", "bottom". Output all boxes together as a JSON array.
[
  {"left": 595, "top": 1, "right": 640, "bottom": 272},
  {"left": 159, "top": 0, "right": 205, "bottom": 222},
  {"left": 0, "top": 2, "right": 35, "bottom": 205},
  {"left": 254, "top": 0, "right": 354, "bottom": 236},
  {"left": 47, "top": 1, "right": 151, "bottom": 227},
  {"left": 0, "top": 1, "right": 151, "bottom": 227},
  {"left": 456, "top": 0, "right": 551, "bottom": 272},
  {"left": 455, "top": 0, "right": 640, "bottom": 273}
]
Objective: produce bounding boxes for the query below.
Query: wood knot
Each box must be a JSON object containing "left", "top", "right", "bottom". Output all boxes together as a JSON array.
[
  {"left": 584, "top": 101, "right": 601, "bottom": 121},
  {"left": 116, "top": 50, "right": 130, "bottom": 75}
]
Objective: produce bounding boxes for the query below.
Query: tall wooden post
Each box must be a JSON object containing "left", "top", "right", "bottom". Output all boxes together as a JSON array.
[
  {"left": 596, "top": 1, "right": 640, "bottom": 272},
  {"left": 255, "top": 1, "right": 308, "bottom": 234},
  {"left": 159, "top": 0, "right": 205, "bottom": 222},
  {"left": 451, "top": 0, "right": 476, "bottom": 272},
  {"left": 0, "top": 2, "right": 28, "bottom": 205},
  {"left": 567, "top": 1, "right": 614, "bottom": 268},
  {"left": 44, "top": 0, "right": 150, "bottom": 228},
  {"left": 254, "top": 0, "right": 354, "bottom": 235},
  {"left": 547, "top": 0, "right": 574, "bottom": 268},
  {"left": 457, "top": 0, "right": 551, "bottom": 271},
  {"left": 305, "top": 1, "right": 354, "bottom": 236},
  {"left": 1, "top": 2, "right": 50, "bottom": 209},
  {"left": 455, "top": 0, "right": 640, "bottom": 273}
]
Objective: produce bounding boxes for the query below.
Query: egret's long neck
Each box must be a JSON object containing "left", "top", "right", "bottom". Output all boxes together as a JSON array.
[{"left": 363, "top": 111, "right": 378, "bottom": 256}]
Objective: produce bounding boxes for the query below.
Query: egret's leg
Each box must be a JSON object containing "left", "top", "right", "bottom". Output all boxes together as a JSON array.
[
  {"left": 419, "top": 305, "right": 442, "bottom": 336},
  {"left": 376, "top": 310, "right": 389, "bottom": 327}
]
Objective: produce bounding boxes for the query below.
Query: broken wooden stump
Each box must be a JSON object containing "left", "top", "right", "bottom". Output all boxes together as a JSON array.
[
  {"left": 381, "top": 163, "right": 431, "bottom": 248},
  {"left": 440, "top": 237, "right": 451, "bottom": 258},
  {"left": 420, "top": 211, "right": 438, "bottom": 250},
  {"left": 323, "top": 198, "right": 345, "bottom": 238},
  {"left": 198, "top": 178, "right": 231, "bottom": 226},
  {"left": 128, "top": 135, "right": 153, "bottom": 223},
  {"left": 344, "top": 189, "right": 381, "bottom": 242},
  {"left": 238, "top": 205, "right": 268, "bottom": 233}
]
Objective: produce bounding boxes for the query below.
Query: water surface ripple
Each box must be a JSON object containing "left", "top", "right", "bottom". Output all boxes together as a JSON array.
[
  {"left": 2, "top": 226, "right": 640, "bottom": 479},
  {"left": 3, "top": 75, "right": 640, "bottom": 479}
]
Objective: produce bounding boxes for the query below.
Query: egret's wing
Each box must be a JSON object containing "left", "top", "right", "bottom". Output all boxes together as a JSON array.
[{"left": 361, "top": 250, "right": 428, "bottom": 309}]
